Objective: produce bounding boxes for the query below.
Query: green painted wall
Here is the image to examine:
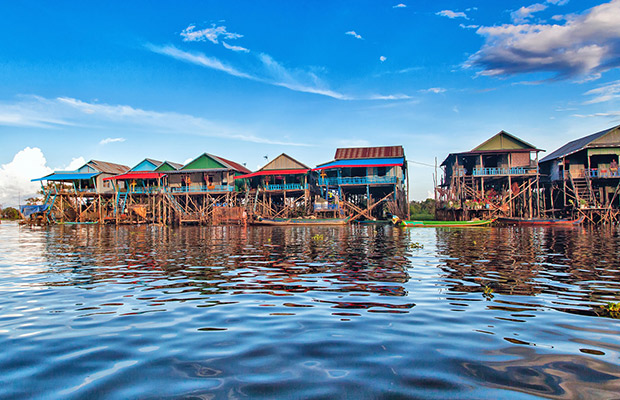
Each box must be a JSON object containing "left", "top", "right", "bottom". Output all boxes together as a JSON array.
[
  {"left": 156, "top": 162, "right": 176, "bottom": 171},
  {"left": 181, "top": 154, "right": 226, "bottom": 170}
]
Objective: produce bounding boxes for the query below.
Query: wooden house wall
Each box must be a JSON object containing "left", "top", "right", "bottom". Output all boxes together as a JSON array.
[
  {"left": 592, "top": 127, "right": 620, "bottom": 146},
  {"left": 262, "top": 155, "right": 307, "bottom": 171},
  {"left": 510, "top": 152, "right": 531, "bottom": 167}
]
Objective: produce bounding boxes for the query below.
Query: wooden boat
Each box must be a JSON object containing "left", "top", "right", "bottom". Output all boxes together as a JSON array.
[
  {"left": 252, "top": 216, "right": 351, "bottom": 226},
  {"left": 496, "top": 216, "right": 585, "bottom": 226},
  {"left": 394, "top": 218, "right": 496, "bottom": 227}
]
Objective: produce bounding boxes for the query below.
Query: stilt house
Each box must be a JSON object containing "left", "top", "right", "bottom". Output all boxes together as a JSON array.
[
  {"left": 313, "top": 146, "right": 408, "bottom": 220},
  {"left": 436, "top": 131, "right": 543, "bottom": 220},
  {"left": 32, "top": 160, "right": 129, "bottom": 223},
  {"left": 539, "top": 124, "right": 620, "bottom": 221},
  {"left": 234, "top": 153, "right": 311, "bottom": 218}
]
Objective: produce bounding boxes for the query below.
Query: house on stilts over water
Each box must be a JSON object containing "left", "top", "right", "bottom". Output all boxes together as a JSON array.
[
  {"left": 31, "top": 160, "right": 130, "bottom": 223},
  {"left": 313, "top": 146, "right": 409, "bottom": 220},
  {"left": 234, "top": 153, "right": 312, "bottom": 218},
  {"left": 539, "top": 124, "right": 620, "bottom": 224},
  {"left": 436, "top": 131, "right": 543, "bottom": 221},
  {"left": 163, "top": 153, "right": 251, "bottom": 224},
  {"left": 103, "top": 158, "right": 183, "bottom": 224}
]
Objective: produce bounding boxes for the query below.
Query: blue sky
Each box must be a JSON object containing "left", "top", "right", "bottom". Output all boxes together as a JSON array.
[{"left": 2, "top": 0, "right": 620, "bottom": 205}]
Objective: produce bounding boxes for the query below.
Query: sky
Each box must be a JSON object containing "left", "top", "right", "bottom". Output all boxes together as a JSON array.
[{"left": 2, "top": 0, "right": 620, "bottom": 206}]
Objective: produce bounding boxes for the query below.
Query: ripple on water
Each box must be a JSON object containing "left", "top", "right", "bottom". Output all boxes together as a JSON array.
[{"left": 0, "top": 223, "right": 620, "bottom": 399}]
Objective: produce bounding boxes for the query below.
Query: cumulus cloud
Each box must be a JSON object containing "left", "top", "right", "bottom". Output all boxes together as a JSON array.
[
  {"left": 181, "top": 24, "right": 243, "bottom": 44},
  {"left": 393, "top": 3, "right": 407, "bottom": 8},
  {"left": 583, "top": 80, "right": 620, "bottom": 104},
  {"left": 466, "top": 0, "right": 620, "bottom": 80},
  {"left": 510, "top": 3, "right": 547, "bottom": 23},
  {"left": 380, "top": 56, "right": 387, "bottom": 62},
  {"left": 345, "top": 31, "right": 363, "bottom": 40},
  {"left": 99, "top": 137, "right": 126, "bottom": 145},
  {"left": 0, "top": 148, "right": 52, "bottom": 207},
  {"left": 436, "top": 10, "right": 468, "bottom": 19},
  {"left": 460, "top": 24, "right": 480, "bottom": 29},
  {"left": 0, "top": 149, "right": 87, "bottom": 207}
]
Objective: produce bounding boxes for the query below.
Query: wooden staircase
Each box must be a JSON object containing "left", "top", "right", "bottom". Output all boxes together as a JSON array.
[{"left": 571, "top": 175, "right": 596, "bottom": 207}]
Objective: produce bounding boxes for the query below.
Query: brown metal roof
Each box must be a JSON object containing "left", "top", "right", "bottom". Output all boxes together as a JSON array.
[
  {"left": 88, "top": 160, "right": 130, "bottom": 174},
  {"left": 335, "top": 146, "right": 404, "bottom": 160}
]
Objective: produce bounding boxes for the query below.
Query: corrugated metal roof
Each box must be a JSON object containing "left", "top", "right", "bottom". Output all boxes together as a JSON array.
[
  {"left": 166, "top": 161, "right": 184, "bottom": 170},
  {"left": 539, "top": 125, "right": 618, "bottom": 163},
  {"left": 87, "top": 160, "right": 130, "bottom": 174},
  {"left": 335, "top": 146, "right": 404, "bottom": 160},
  {"left": 313, "top": 157, "right": 405, "bottom": 170},
  {"left": 208, "top": 154, "right": 252, "bottom": 174},
  {"left": 103, "top": 172, "right": 166, "bottom": 181},
  {"left": 32, "top": 172, "right": 98, "bottom": 182}
]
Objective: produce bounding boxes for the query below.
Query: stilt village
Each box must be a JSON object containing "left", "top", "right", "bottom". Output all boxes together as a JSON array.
[{"left": 21, "top": 124, "right": 620, "bottom": 226}]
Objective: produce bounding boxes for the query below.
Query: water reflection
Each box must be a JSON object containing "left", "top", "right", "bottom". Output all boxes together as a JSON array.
[
  {"left": 2, "top": 222, "right": 620, "bottom": 399},
  {"left": 39, "top": 225, "right": 413, "bottom": 313}
]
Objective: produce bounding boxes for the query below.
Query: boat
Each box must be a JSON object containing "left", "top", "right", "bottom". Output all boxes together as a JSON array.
[
  {"left": 496, "top": 216, "right": 585, "bottom": 226},
  {"left": 393, "top": 217, "right": 496, "bottom": 227},
  {"left": 252, "top": 216, "right": 351, "bottom": 226}
]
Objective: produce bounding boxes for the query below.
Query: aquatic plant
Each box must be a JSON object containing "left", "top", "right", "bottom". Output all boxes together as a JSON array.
[
  {"left": 483, "top": 285, "right": 494, "bottom": 300},
  {"left": 601, "top": 302, "right": 620, "bottom": 318}
]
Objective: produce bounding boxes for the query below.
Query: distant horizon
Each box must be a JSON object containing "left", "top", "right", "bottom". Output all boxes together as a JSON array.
[{"left": 2, "top": 0, "right": 620, "bottom": 207}]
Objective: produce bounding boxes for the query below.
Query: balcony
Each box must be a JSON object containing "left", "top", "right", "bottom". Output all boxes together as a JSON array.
[
  {"left": 472, "top": 167, "right": 535, "bottom": 176},
  {"left": 585, "top": 168, "right": 620, "bottom": 178},
  {"left": 318, "top": 176, "right": 398, "bottom": 186},
  {"left": 265, "top": 183, "right": 306, "bottom": 191},
  {"left": 169, "top": 185, "right": 234, "bottom": 193}
]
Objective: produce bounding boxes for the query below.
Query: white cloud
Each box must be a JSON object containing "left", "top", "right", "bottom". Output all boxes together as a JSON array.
[
  {"left": 460, "top": 24, "right": 480, "bottom": 29},
  {"left": 0, "top": 147, "right": 52, "bottom": 207},
  {"left": 547, "top": 0, "right": 569, "bottom": 5},
  {"left": 147, "top": 44, "right": 254, "bottom": 79},
  {"left": 181, "top": 24, "right": 243, "bottom": 44},
  {"left": 573, "top": 111, "right": 620, "bottom": 118},
  {"left": 436, "top": 10, "right": 468, "bottom": 19},
  {"left": 380, "top": 56, "right": 387, "bottom": 62},
  {"left": 222, "top": 42, "right": 249, "bottom": 53},
  {"left": 1, "top": 96, "right": 312, "bottom": 147},
  {"left": 420, "top": 87, "right": 447, "bottom": 94},
  {"left": 583, "top": 80, "right": 620, "bottom": 104},
  {"left": 345, "top": 31, "right": 363, "bottom": 40},
  {"left": 511, "top": 3, "right": 547, "bottom": 23},
  {"left": 99, "top": 137, "right": 126, "bottom": 145},
  {"left": 393, "top": 4, "right": 407, "bottom": 8},
  {"left": 466, "top": 0, "right": 620, "bottom": 80},
  {"left": 63, "top": 157, "right": 86, "bottom": 171}
]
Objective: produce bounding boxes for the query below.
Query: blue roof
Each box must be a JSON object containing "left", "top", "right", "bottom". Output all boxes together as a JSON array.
[
  {"left": 314, "top": 157, "right": 405, "bottom": 170},
  {"left": 32, "top": 172, "right": 99, "bottom": 182}
]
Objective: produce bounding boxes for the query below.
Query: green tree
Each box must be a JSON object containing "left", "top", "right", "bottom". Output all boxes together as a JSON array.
[{"left": 1, "top": 207, "right": 21, "bottom": 220}]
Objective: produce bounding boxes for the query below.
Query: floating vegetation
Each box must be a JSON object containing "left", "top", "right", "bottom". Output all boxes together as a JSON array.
[
  {"left": 483, "top": 285, "right": 494, "bottom": 300},
  {"left": 409, "top": 242, "right": 424, "bottom": 249},
  {"left": 599, "top": 302, "right": 620, "bottom": 318}
]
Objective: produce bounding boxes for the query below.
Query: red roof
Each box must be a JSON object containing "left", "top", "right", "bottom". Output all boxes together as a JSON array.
[
  {"left": 103, "top": 172, "right": 166, "bottom": 181},
  {"left": 211, "top": 154, "right": 252, "bottom": 174},
  {"left": 335, "top": 146, "right": 404, "bottom": 160},
  {"left": 234, "top": 169, "right": 309, "bottom": 179}
]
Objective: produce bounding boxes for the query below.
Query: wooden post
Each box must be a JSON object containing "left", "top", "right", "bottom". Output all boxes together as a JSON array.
[{"left": 508, "top": 153, "right": 513, "bottom": 217}]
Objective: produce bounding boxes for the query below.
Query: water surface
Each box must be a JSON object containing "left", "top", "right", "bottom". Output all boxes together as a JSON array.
[{"left": 1, "top": 222, "right": 620, "bottom": 399}]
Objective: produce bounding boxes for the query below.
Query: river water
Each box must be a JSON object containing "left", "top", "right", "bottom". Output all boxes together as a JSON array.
[{"left": 1, "top": 222, "right": 620, "bottom": 399}]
